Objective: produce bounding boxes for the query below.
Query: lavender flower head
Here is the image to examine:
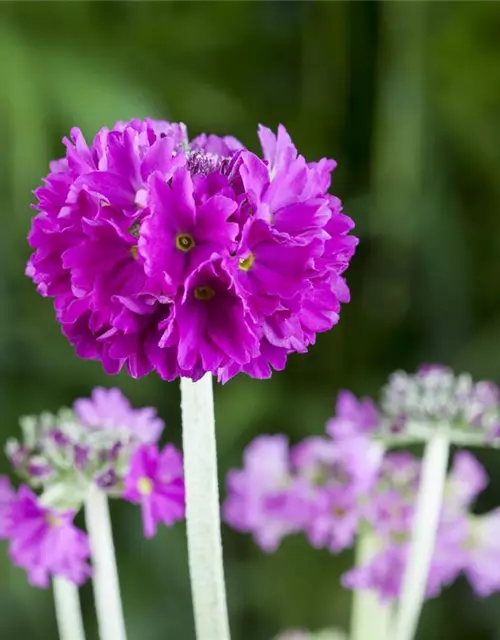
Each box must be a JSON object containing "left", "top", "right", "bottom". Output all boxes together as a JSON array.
[
  {"left": 225, "top": 399, "right": 500, "bottom": 603},
  {"left": 224, "top": 434, "right": 382, "bottom": 553},
  {"left": 324, "top": 366, "right": 500, "bottom": 447},
  {"left": 380, "top": 365, "right": 500, "bottom": 444},
  {"left": 27, "top": 119, "right": 357, "bottom": 382},
  {"left": 7, "top": 485, "right": 91, "bottom": 588},
  {"left": 0, "top": 389, "right": 184, "bottom": 587},
  {"left": 6, "top": 387, "right": 167, "bottom": 508}
]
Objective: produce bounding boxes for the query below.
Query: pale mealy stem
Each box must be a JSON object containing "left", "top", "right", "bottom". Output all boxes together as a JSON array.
[
  {"left": 180, "top": 373, "right": 231, "bottom": 640},
  {"left": 351, "top": 531, "right": 394, "bottom": 640},
  {"left": 84, "top": 485, "right": 127, "bottom": 640},
  {"left": 52, "top": 576, "right": 86, "bottom": 640},
  {"left": 391, "top": 429, "right": 450, "bottom": 640}
]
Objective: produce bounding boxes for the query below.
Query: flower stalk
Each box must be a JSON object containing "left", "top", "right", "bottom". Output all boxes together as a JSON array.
[
  {"left": 351, "top": 531, "right": 393, "bottom": 640},
  {"left": 52, "top": 577, "right": 86, "bottom": 640},
  {"left": 180, "top": 373, "right": 231, "bottom": 640},
  {"left": 392, "top": 428, "right": 450, "bottom": 640},
  {"left": 84, "top": 485, "right": 127, "bottom": 640}
]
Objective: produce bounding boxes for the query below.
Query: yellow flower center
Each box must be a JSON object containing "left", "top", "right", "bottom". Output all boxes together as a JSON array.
[
  {"left": 194, "top": 286, "right": 216, "bottom": 301},
  {"left": 137, "top": 477, "right": 153, "bottom": 496},
  {"left": 238, "top": 252, "right": 255, "bottom": 272},
  {"left": 175, "top": 233, "right": 195, "bottom": 252},
  {"left": 46, "top": 514, "right": 62, "bottom": 528},
  {"left": 130, "top": 245, "right": 138, "bottom": 260}
]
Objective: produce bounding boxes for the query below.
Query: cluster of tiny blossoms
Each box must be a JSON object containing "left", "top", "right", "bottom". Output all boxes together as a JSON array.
[
  {"left": 380, "top": 364, "right": 500, "bottom": 444},
  {"left": 27, "top": 119, "right": 357, "bottom": 383},
  {"left": 0, "top": 388, "right": 184, "bottom": 587},
  {"left": 224, "top": 370, "right": 500, "bottom": 602}
]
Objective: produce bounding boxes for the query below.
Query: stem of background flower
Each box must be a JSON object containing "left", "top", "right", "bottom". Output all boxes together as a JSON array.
[
  {"left": 84, "top": 485, "right": 127, "bottom": 640},
  {"left": 52, "top": 577, "right": 86, "bottom": 640},
  {"left": 391, "top": 429, "right": 450, "bottom": 640},
  {"left": 180, "top": 373, "right": 231, "bottom": 640},
  {"left": 350, "top": 531, "right": 393, "bottom": 640}
]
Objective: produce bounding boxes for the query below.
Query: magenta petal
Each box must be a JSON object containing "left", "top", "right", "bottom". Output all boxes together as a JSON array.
[
  {"left": 79, "top": 172, "right": 135, "bottom": 210},
  {"left": 140, "top": 499, "right": 157, "bottom": 538}
]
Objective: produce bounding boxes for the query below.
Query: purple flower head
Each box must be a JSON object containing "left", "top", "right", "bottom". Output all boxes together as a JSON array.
[
  {"left": 381, "top": 366, "right": 500, "bottom": 442},
  {"left": 291, "top": 436, "right": 382, "bottom": 552},
  {"left": 341, "top": 449, "right": 496, "bottom": 603},
  {"left": 341, "top": 533, "right": 465, "bottom": 604},
  {"left": 461, "top": 510, "right": 500, "bottom": 597},
  {"left": 123, "top": 443, "right": 185, "bottom": 538},
  {"left": 74, "top": 386, "right": 164, "bottom": 443},
  {"left": 342, "top": 544, "right": 406, "bottom": 602},
  {"left": 0, "top": 476, "right": 15, "bottom": 539},
  {"left": 326, "top": 390, "right": 380, "bottom": 440},
  {"left": 8, "top": 485, "right": 91, "bottom": 588},
  {"left": 27, "top": 120, "right": 357, "bottom": 382},
  {"left": 223, "top": 435, "right": 300, "bottom": 551},
  {"left": 8, "top": 389, "right": 169, "bottom": 508},
  {"left": 444, "top": 450, "right": 488, "bottom": 513}
]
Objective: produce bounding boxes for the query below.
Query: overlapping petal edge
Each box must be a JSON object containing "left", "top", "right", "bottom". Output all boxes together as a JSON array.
[{"left": 27, "top": 119, "right": 357, "bottom": 382}]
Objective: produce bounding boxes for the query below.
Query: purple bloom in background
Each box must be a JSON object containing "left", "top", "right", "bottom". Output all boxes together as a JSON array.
[
  {"left": 290, "top": 436, "right": 382, "bottom": 552},
  {"left": 326, "top": 390, "right": 379, "bottom": 440},
  {"left": 224, "top": 392, "right": 500, "bottom": 604},
  {"left": 27, "top": 119, "right": 357, "bottom": 382},
  {"left": 381, "top": 365, "right": 500, "bottom": 440},
  {"left": 223, "top": 435, "right": 300, "bottom": 551},
  {"left": 462, "top": 509, "right": 500, "bottom": 596},
  {"left": 74, "top": 386, "right": 164, "bottom": 443},
  {"left": 0, "top": 476, "right": 15, "bottom": 539},
  {"left": 123, "top": 443, "right": 185, "bottom": 538},
  {"left": 444, "top": 450, "right": 488, "bottom": 512},
  {"left": 8, "top": 485, "right": 91, "bottom": 588}
]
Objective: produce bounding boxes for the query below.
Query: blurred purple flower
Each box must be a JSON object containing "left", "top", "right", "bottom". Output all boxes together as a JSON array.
[
  {"left": 0, "top": 476, "right": 15, "bottom": 539},
  {"left": 8, "top": 485, "right": 91, "bottom": 588},
  {"left": 74, "top": 386, "right": 164, "bottom": 443},
  {"left": 462, "top": 509, "right": 500, "bottom": 597},
  {"left": 223, "top": 435, "right": 300, "bottom": 551},
  {"left": 326, "top": 391, "right": 379, "bottom": 440},
  {"left": 123, "top": 444, "right": 185, "bottom": 538}
]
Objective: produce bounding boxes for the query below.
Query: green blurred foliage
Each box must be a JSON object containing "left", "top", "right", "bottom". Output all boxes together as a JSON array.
[{"left": 1, "top": 1, "right": 500, "bottom": 639}]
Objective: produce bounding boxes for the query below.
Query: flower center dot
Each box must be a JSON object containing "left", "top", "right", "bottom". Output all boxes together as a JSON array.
[
  {"left": 46, "top": 514, "right": 62, "bottom": 528},
  {"left": 175, "top": 233, "right": 195, "bottom": 252},
  {"left": 238, "top": 252, "right": 255, "bottom": 272},
  {"left": 194, "top": 286, "right": 215, "bottom": 301},
  {"left": 138, "top": 477, "right": 153, "bottom": 496},
  {"left": 131, "top": 245, "right": 138, "bottom": 260},
  {"left": 129, "top": 221, "right": 140, "bottom": 238}
]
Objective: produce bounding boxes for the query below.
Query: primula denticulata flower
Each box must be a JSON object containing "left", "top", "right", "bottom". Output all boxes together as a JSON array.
[
  {"left": 0, "top": 387, "right": 185, "bottom": 588},
  {"left": 27, "top": 119, "right": 357, "bottom": 382},
  {"left": 225, "top": 368, "right": 500, "bottom": 603}
]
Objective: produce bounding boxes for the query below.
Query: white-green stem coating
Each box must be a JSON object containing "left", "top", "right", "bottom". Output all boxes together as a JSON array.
[
  {"left": 53, "top": 576, "right": 86, "bottom": 640},
  {"left": 392, "top": 429, "right": 450, "bottom": 640},
  {"left": 84, "top": 486, "right": 127, "bottom": 640},
  {"left": 181, "top": 373, "right": 231, "bottom": 640}
]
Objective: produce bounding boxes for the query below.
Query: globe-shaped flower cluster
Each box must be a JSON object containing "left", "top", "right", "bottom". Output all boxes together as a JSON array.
[{"left": 27, "top": 119, "right": 357, "bottom": 382}]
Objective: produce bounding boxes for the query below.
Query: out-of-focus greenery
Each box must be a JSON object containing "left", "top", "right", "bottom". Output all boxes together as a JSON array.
[{"left": 1, "top": 2, "right": 500, "bottom": 639}]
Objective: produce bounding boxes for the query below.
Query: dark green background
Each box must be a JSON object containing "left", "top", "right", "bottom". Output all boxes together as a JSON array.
[{"left": 1, "top": 2, "right": 500, "bottom": 639}]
